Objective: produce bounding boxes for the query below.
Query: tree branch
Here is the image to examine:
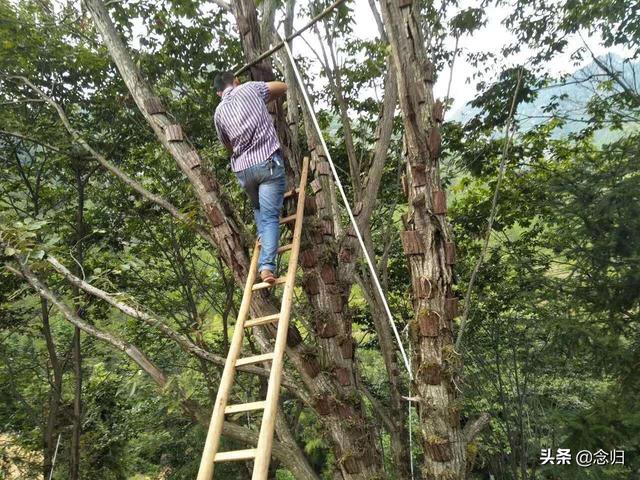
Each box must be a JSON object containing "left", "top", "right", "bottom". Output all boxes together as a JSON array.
[
  {"left": 46, "top": 250, "right": 308, "bottom": 400},
  {"left": 316, "top": 22, "right": 363, "bottom": 197},
  {"left": 233, "top": 0, "right": 348, "bottom": 76},
  {"left": 358, "top": 60, "right": 398, "bottom": 228},
  {"left": 0, "top": 130, "right": 64, "bottom": 153},
  {"left": 463, "top": 412, "right": 491, "bottom": 444},
  {"left": 43, "top": 253, "right": 280, "bottom": 380},
  {"left": 359, "top": 382, "right": 396, "bottom": 434},
  {"left": 5, "top": 261, "right": 168, "bottom": 387},
  {"left": 456, "top": 68, "right": 523, "bottom": 351},
  {"left": 82, "top": 0, "right": 252, "bottom": 286},
  {"left": 5, "top": 259, "right": 315, "bottom": 477},
  {"left": 210, "top": 0, "right": 231, "bottom": 11},
  {"left": 13, "top": 76, "right": 218, "bottom": 251}
]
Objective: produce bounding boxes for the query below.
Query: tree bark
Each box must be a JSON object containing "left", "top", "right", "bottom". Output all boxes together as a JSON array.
[
  {"left": 344, "top": 58, "right": 413, "bottom": 480},
  {"left": 70, "top": 160, "right": 86, "bottom": 480},
  {"left": 379, "top": 0, "right": 469, "bottom": 478},
  {"left": 248, "top": 2, "right": 390, "bottom": 476},
  {"left": 231, "top": 0, "right": 300, "bottom": 178},
  {"left": 82, "top": 0, "right": 252, "bottom": 286},
  {"left": 41, "top": 298, "right": 63, "bottom": 479},
  {"left": 70, "top": 328, "right": 81, "bottom": 479}
]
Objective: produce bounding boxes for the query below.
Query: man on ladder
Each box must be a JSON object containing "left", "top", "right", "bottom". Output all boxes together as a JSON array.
[
  {"left": 213, "top": 71, "right": 288, "bottom": 285},
  {"left": 200, "top": 71, "right": 308, "bottom": 480}
]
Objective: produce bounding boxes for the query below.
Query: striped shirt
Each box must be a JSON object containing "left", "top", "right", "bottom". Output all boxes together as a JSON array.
[{"left": 214, "top": 81, "right": 280, "bottom": 172}]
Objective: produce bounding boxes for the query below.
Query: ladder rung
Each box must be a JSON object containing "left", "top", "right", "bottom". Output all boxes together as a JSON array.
[
  {"left": 278, "top": 243, "right": 293, "bottom": 253},
  {"left": 257, "top": 243, "right": 292, "bottom": 254},
  {"left": 279, "top": 214, "right": 297, "bottom": 224},
  {"left": 284, "top": 188, "right": 300, "bottom": 199},
  {"left": 225, "top": 401, "right": 266, "bottom": 414},
  {"left": 244, "top": 314, "right": 280, "bottom": 328},
  {"left": 214, "top": 449, "right": 257, "bottom": 462},
  {"left": 236, "top": 352, "right": 275, "bottom": 366},
  {"left": 252, "top": 276, "right": 287, "bottom": 291}
]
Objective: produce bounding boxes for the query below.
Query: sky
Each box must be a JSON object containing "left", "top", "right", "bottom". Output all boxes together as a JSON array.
[
  {"left": 284, "top": 0, "right": 630, "bottom": 115},
  {"left": 60, "top": 0, "right": 630, "bottom": 115}
]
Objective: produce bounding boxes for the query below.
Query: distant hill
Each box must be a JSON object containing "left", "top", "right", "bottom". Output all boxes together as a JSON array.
[{"left": 450, "top": 53, "right": 639, "bottom": 143}]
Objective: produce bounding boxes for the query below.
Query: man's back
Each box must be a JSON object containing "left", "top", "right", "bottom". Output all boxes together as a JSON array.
[
  {"left": 214, "top": 81, "right": 280, "bottom": 172},
  {"left": 212, "top": 72, "right": 288, "bottom": 282}
]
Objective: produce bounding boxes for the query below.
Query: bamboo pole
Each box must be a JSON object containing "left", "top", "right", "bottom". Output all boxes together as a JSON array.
[{"left": 196, "top": 239, "right": 261, "bottom": 480}]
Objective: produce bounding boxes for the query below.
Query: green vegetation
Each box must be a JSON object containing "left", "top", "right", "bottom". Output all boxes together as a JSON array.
[{"left": 1, "top": 0, "right": 638, "bottom": 478}]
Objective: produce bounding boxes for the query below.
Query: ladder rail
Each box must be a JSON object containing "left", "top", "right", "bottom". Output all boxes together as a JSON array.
[
  {"left": 196, "top": 238, "right": 262, "bottom": 480},
  {"left": 252, "top": 156, "right": 309, "bottom": 479}
]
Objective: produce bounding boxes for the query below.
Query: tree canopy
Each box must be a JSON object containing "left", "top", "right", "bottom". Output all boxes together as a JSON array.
[{"left": 1, "top": 0, "right": 638, "bottom": 479}]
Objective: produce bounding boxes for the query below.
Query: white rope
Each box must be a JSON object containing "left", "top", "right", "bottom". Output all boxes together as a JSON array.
[
  {"left": 408, "top": 384, "right": 415, "bottom": 478},
  {"left": 406, "top": 328, "right": 415, "bottom": 479},
  {"left": 48, "top": 434, "right": 61, "bottom": 480},
  {"left": 279, "top": 33, "right": 413, "bottom": 379}
]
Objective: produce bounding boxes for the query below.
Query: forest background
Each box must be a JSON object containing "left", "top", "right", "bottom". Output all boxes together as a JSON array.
[{"left": 1, "top": 0, "right": 638, "bottom": 479}]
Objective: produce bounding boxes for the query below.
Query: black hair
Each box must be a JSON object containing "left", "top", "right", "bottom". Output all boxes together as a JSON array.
[{"left": 213, "top": 71, "right": 235, "bottom": 91}]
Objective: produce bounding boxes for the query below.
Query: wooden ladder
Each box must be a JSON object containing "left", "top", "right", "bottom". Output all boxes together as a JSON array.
[{"left": 196, "top": 156, "right": 309, "bottom": 480}]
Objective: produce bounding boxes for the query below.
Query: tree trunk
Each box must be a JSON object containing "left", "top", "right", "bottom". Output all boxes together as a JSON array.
[
  {"left": 241, "top": 2, "right": 387, "bottom": 474},
  {"left": 299, "top": 9, "right": 413, "bottom": 475},
  {"left": 69, "top": 158, "right": 87, "bottom": 480},
  {"left": 231, "top": 0, "right": 301, "bottom": 178},
  {"left": 41, "top": 298, "right": 63, "bottom": 479},
  {"left": 70, "top": 328, "right": 82, "bottom": 479},
  {"left": 379, "top": 0, "right": 468, "bottom": 478},
  {"left": 81, "top": 0, "right": 387, "bottom": 477},
  {"left": 82, "top": 0, "right": 254, "bottom": 287}
]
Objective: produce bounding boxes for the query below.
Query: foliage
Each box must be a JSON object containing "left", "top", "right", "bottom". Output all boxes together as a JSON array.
[{"left": 1, "top": 0, "right": 639, "bottom": 479}]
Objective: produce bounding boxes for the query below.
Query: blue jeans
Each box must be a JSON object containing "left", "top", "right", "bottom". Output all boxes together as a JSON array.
[{"left": 235, "top": 152, "right": 286, "bottom": 273}]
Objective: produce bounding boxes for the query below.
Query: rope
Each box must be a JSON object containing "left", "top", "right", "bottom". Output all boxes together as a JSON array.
[
  {"left": 406, "top": 328, "right": 415, "bottom": 479},
  {"left": 48, "top": 434, "right": 61, "bottom": 480},
  {"left": 280, "top": 33, "right": 413, "bottom": 379},
  {"left": 408, "top": 382, "right": 415, "bottom": 478}
]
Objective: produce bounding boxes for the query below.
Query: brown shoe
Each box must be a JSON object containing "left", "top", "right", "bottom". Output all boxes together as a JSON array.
[{"left": 260, "top": 270, "right": 277, "bottom": 284}]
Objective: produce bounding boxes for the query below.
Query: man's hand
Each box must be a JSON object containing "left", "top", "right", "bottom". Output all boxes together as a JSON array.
[{"left": 266, "top": 81, "right": 287, "bottom": 102}]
